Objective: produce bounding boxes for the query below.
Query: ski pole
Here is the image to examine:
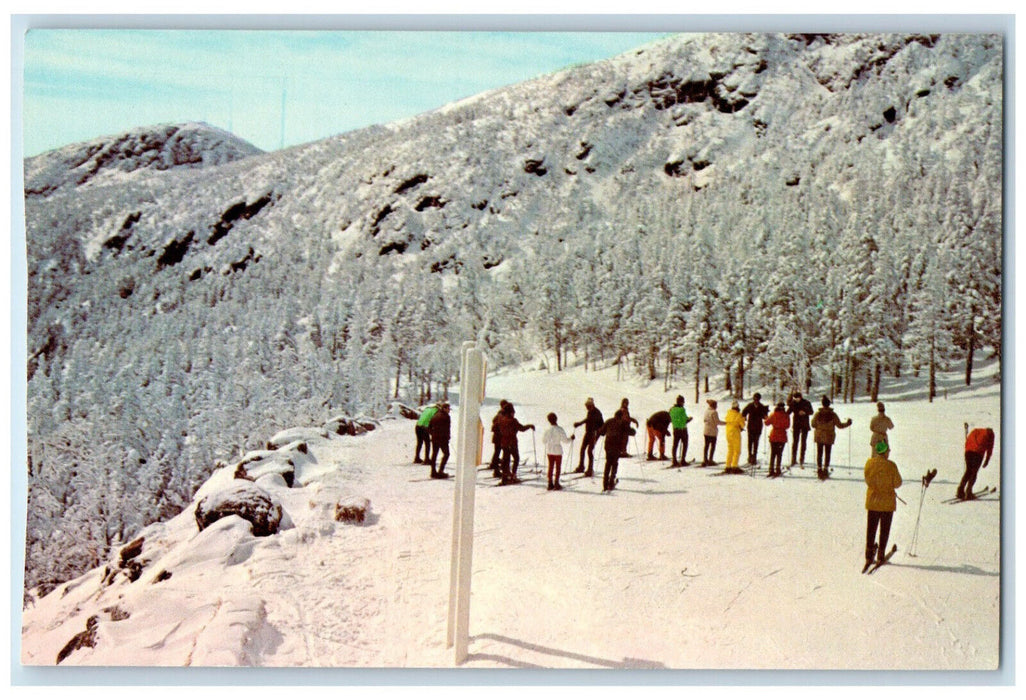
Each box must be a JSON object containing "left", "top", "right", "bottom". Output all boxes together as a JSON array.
[
  {"left": 909, "top": 469, "right": 937, "bottom": 557},
  {"left": 532, "top": 429, "right": 538, "bottom": 471}
]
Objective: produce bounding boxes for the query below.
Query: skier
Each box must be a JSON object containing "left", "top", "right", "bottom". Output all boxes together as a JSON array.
[
  {"left": 427, "top": 402, "right": 452, "bottom": 479},
  {"left": 542, "top": 412, "right": 572, "bottom": 490},
  {"left": 669, "top": 395, "right": 692, "bottom": 466},
  {"left": 572, "top": 397, "right": 604, "bottom": 477},
  {"left": 764, "top": 401, "right": 790, "bottom": 477},
  {"left": 488, "top": 399, "right": 510, "bottom": 477},
  {"left": 619, "top": 398, "right": 640, "bottom": 427},
  {"left": 864, "top": 441, "right": 903, "bottom": 568},
  {"left": 787, "top": 390, "right": 813, "bottom": 467},
  {"left": 723, "top": 400, "right": 746, "bottom": 474},
  {"left": 597, "top": 409, "right": 635, "bottom": 491},
  {"left": 701, "top": 399, "right": 725, "bottom": 466},
  {"left": 741, "top": 393, "right": 769, "bottom": 466},
  {"left": 957, "top": 427, "right": 995, "bottom": 500},
  {"left": 618, "top": 398, "right": 640, "bottom": 457},
  {"left": 645, "top": 410, "right": 672, "bottom": 461},
  {"left": 810, "top": 396, "right": 853, "bottom": 479},
  {"left": 495, "top": 403, "right": 535, "bottom": 485},
  {"left": 413, "top": 403, "right": 438, "bottom": 464},
  {"left": 869, "top": 402, "right": 894, "bottom": 453}
]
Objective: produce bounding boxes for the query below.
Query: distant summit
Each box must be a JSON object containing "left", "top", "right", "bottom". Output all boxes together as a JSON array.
[{"left": 24, "top": 122, "right": 263, "bottom": 196}]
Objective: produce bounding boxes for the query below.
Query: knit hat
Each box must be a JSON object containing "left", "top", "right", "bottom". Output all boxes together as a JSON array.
[
  {"left": 822, "top": 396, "right": 831, "bottom": 407},
  {"left": 875, "top": 441, "right": 889, "bottom": 455}
]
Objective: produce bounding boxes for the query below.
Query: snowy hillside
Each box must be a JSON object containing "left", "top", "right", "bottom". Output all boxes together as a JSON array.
[
  {"left": 20, "top": 360, "right": 1002, "bottom": 669},
  {"left": 22, "top": 31, "right": 1003, "bottom": 611},
  {"left": 23, "top": 121, "right": 263, "bottom": 197}
]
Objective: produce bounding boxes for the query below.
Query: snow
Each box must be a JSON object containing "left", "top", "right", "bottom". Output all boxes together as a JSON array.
[{"left": 19, "top": 359, "right": 1003, "bottom": 671}]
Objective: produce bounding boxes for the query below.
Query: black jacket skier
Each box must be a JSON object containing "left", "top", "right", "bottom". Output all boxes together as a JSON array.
[
  {"left": 597, "top": 409, "right": 636, "bottom": 491},
  {"left": 573, "top": 398, "right": 604, "bottom": 476},
  {"left": 787, "top": 391, "right": 814, "bottom": 466},
  {"left": 741, "top": 394, "right": 769, "bottom": 465}
]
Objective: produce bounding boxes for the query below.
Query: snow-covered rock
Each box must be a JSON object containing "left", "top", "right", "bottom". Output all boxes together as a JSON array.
[
  {"left": 194, "top": 481, "right": 285, "bottom": 537},
  {"left": 267, "top": 427, "right": 330, "bottom": 449}
]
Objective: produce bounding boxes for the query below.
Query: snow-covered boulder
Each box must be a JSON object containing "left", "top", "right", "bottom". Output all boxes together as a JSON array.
[
  {"left": 323, "top": 415, "right": 367, "bottom": 436},
  {"left": 335, "top": 496, "right": 370, "bottom": 524},
  {"left": 352, "top": 415, "right": 380, "bottom": 431},
  {"left": 241, "top": 458, "right": 295, "bottom": 488},
  {"left": 100, "top": 536, "right": 148, "bottom": 587},
  {"left": 194, "top": 481, "right": 285, "bottom": 537},
  {"left": 266, "top": 427, "right": 329, "bottom": 449},
  {"left": 324, "top": 414, "right": 379, "bottom": 436},
  {"left": 388, "top": 402, "right": 420, "bottom": 420}
]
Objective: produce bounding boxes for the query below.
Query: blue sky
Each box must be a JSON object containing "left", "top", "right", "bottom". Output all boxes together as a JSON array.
[{"left": 20, "top": 29, "right": 672, "bottom": 156}]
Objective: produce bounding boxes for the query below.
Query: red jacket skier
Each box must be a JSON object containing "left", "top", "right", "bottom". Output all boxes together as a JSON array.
[
  {"left": 764, "top": 403, "right": 790, "bottom": 477},
  {"left": 958, "top": 427, "right": 995, "bottom": 500}
]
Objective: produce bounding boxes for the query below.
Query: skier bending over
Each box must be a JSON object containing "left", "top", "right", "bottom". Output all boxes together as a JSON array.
[
  {"left": 958, "top": 427, "right": 995, "bottom": 500},
  {"left": 864, "top": 441, "right": 903, "bottom": 568},
  {"left": 646, "top": 410, "right": 672, "bottom": 461},
  {"left": 413, "top": 403, "right": 438, "bottom": 464}
]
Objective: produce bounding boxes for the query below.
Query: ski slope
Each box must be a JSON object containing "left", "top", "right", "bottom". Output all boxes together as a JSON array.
[{"left": 20, "top": 360, "right": 1004, "bottom": 671}]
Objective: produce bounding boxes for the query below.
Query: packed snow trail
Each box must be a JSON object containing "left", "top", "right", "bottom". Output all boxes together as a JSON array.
[{"left": 21, "top": 362, "right": 1001, "bottom": 670}]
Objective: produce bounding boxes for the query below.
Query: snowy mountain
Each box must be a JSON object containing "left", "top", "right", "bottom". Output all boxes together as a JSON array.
[
  {"left": 22, "top": 32, "right": 1003, "bottom": 603},
  {"left": 20, "top": 360, "right": 1002, "bottom": 669},
  {"left": 23, "top": 121, "right": 263, "bottom": 197}
]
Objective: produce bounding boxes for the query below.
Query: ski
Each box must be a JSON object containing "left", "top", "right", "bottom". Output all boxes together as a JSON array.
[
  {"left": 942, "top": 486, "right": 997, "bottom": 504},
  {"left": 865, "top": 545, "right": 898, "bottom": 574}
]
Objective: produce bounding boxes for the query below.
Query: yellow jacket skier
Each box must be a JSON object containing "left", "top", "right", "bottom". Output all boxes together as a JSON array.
[
  {"left": 863, "top": 442, "right": 903, "bottom": 568},
  {"left": 723, "top": 401, "right": 746, "bottom": 472}
]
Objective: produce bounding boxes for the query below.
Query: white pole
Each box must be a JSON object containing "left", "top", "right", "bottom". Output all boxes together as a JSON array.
[
  {"left": 447, "top": 343, "right": 472, "bottom": 645},
  {"left": 447, "top": 343, "right": 485, "bottom": 664}
]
